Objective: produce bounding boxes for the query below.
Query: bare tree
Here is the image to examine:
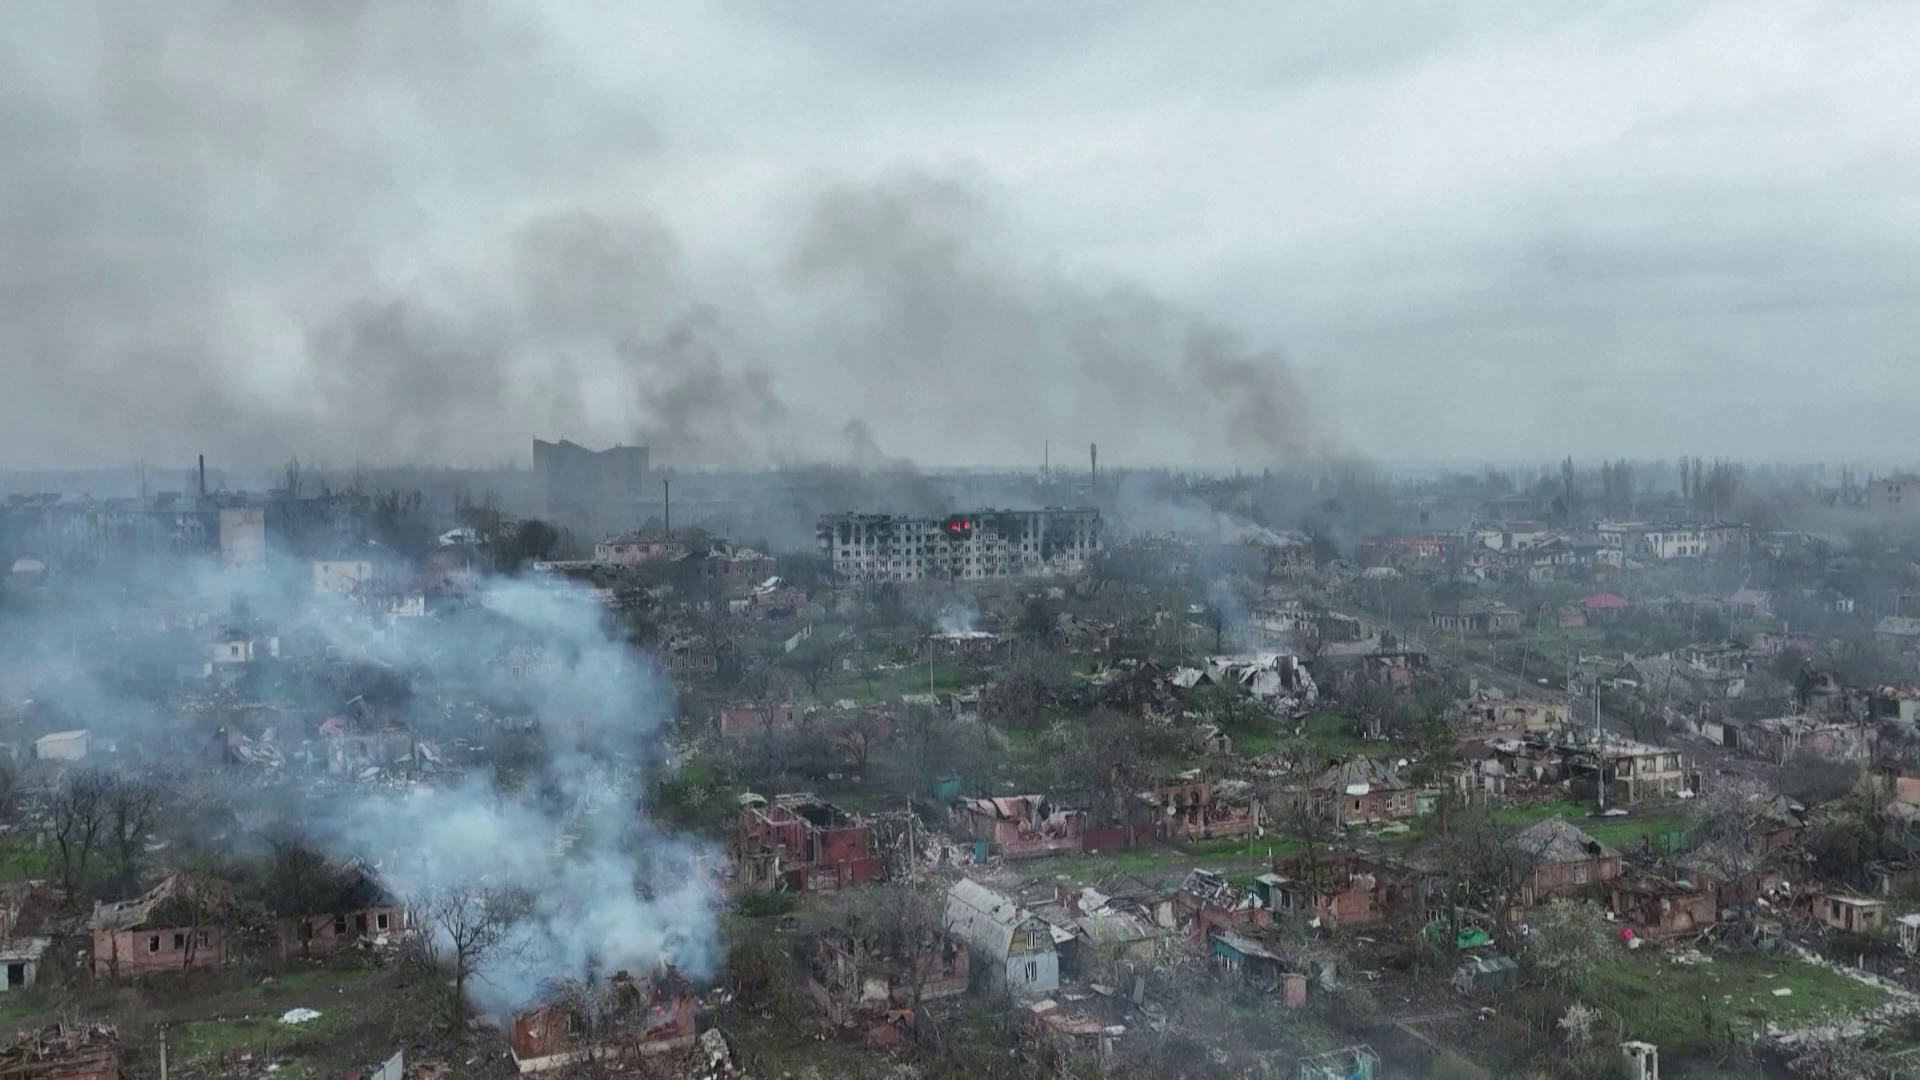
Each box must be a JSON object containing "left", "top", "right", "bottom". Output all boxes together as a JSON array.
[
  {"left": 49, "top": 769, "right": 111, "bottom": 896},
  {"left": 104, "top": 774, "right": 165, "bottom": 895},
  {"left": 833, "top": 882, "right": 950, "bottom": 1048},
  {"left": 408, "top": 884, "right": 532, "bottom": 1031},
  {"left": 1437, "top": 809, "right": 1545, "bottom": 948}
]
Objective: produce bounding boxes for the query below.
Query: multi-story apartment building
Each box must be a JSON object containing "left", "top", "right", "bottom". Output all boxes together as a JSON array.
[
  {"left": 1596, "top": 521, "right": 1748, "bottom": 561},
  {"left": 1869, "top": 476, "right": 1920, "bottom": 515},
  {"left": 818, "top": 509, "right": 1101, "bottom": 583}
]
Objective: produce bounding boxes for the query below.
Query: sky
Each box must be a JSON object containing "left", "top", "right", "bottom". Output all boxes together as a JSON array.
[{"left": 3, "top": 1, "right": 1916, "bottom": 471}]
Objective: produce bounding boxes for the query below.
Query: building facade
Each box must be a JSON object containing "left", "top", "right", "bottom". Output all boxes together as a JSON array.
[{"left": 819, "top": 509, "right": 1101, "bottom": 583}]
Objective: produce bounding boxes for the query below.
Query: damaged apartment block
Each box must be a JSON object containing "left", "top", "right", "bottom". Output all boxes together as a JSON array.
[
  {"left": 819, "top": 509, "right": 1102, "bottom": 584},
  {"left": 737, "top": 793, "right": 885, "bottom": 893}
]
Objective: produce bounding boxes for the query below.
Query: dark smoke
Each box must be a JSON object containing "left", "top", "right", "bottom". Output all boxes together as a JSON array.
[{"left": 2, "top": 3, "right": 1325, "bottom": 472}]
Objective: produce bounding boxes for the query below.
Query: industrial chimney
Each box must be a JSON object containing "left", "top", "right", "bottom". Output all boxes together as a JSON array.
[{"left": 1089, "top": 443, "right": 1098, "bottom": 493}]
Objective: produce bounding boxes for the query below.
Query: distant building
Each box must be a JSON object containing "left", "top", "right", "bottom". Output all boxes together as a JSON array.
[
  {"left": 1869, "top": 476, "right": 1920, "bottom": 514},
  {"left": 313, "top": 559, "right": 375, "bottom": 595},
  {"left": 819, "top": 509, "right": 1101, "bottom": 583},
  {"left": 532, "top": 439, "right": 651, "bottom": 534},
  {"left": 1595, "top": 522, "right": 1748, "bottom": 561},
  {"left": 1429, "top": 599, "right": 1522, "bottom": 635},
  {"left": 219, "top": 507, "right": 267, "bottom": 569},
  {"left": 593, "top": 532, "right": 685, "bottom": 566}
]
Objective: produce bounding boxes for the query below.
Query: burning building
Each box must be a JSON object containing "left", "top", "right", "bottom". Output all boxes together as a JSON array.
[{"left": 508, "top": 970, "right": 697, "bottom": 1073}]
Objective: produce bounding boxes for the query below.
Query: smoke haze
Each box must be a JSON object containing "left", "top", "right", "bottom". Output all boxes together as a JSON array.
[{"left": 1, "top": 1, "right": 1324, "bottom": 472}]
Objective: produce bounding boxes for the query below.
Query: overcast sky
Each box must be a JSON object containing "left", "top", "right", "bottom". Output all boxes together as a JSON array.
[{"left": 4, "top": 2, "right": 1916, "bottom": 471}]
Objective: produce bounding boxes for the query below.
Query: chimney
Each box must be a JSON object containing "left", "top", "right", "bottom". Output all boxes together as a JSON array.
[
  {"left": 198, "top": 455, "right": 206, "bottom": 499},
  {"left": 663, "top": 477, "right": 671, "bottom": 536},
  {"left": 1089, "top": 443, "right": 1098, "bottom": 493}
]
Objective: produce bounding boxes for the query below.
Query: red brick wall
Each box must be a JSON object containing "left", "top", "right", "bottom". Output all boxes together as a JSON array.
[
  {"left": 92, "top": 925, "right": 225, "bottom": 978},
  {"left": 277, "top": 906, "right": 408, "bottom": 959}
]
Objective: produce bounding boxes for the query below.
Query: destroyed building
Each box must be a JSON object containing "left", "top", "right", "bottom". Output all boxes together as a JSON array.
[
  {"left": 509, "top": 970, "right": 697, "bottom": 1073},
  {"left": 1257, "top": 854, "right": 1404, "bottom": 928},
  {"left": 0, "top": 883, "right": 60, "bottom": 995},
  {"left": 819, "top": 509, "right": 1102, "bottom": 583},
  {"left": 952, "top": 795, "right": 1119, "bottom": 859},
  {"left": 804, "top": 931, "right": 970, "bottom": 1047},
  {"left": 1609, "top": 869, "right": 1717, "bottom": 940},
  {"left": 737, "top": 794, "right": 884, "bottom": 893},
  {"left": 0, "top": 1023, "right": 120, "bottom": 1080},
  {"left": 277, "top": 863, "right": 409, "bottom": 960},
  {"left": 90, "top": 875, "right": 230, "bottom": 978},
  {"left": 1141, "top": 778, "right": 1262, "bottom": 842}
]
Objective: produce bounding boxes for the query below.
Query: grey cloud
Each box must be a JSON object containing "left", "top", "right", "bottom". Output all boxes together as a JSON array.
[{"left": 8, "top": 0, "right": 1916, "bottom": 470}]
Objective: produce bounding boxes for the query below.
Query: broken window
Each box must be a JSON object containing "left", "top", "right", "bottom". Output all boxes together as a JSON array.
[
  {"left": 173, "top": 932, "right": 186, "bottom": 950},
  {"left": 148, "top": 935, "right": 160, "bottom": 953},
  {"left": 197, "top": 930, "right": 209, "bottom": 948},
  {"left": 376, "top": 912, "right": 390, "bottom": 932},
  {"left": 354, "top": 913, "right": 369, "bottom": 934},
  {"left": 334, "top": 915, "right": 348, "bottom": 935}
]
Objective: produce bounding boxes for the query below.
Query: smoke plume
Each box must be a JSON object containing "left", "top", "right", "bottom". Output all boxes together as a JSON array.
[{"left": 2, "top": 2, "right": 1324, "bottom": 472}]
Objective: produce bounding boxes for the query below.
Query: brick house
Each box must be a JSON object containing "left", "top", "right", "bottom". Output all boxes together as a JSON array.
[
  {"left": 90, "top": 876, "right": 230, "bottom": 979},
  {"left": 1308, "top": 759, "right": 1417, "bottom": 828},
  {"left": 275, "top": 864, "right": 409, "bottom": 961},
  {"left": 1512, "top": 819, "right": 1622, "bottom": 904},
  {"left": 717, "top": 701, "right": 803, "bottom": 740},
  {"left": 737, "top": 793, "right": 883, "bottom": 893},
  {"left": 508, "top": 971, "right": 697, "bottom": 1073}
]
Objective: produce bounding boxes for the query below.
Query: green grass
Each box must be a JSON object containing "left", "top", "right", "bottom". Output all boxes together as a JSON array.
[
  {"left": 0, "top": 842, "right": 56, "bottom": 883},
  {"left": 1598, "top": 952, "right": 1887, "bottom": 1056},
  {"left": 1295, "top": 712, "right": 1379, "bottom": 759},
  {"left": 1587, "top": 816, "right": 1687, "bottom": 849},
  {"left": 255, "top": 965, "right": 378, "bottom": 997},
  {"left": 0, "top": 991, "right": 47, "bottom": 1023},
  {"left": 1490, "top": 801, "right": 1688, "bottom": 851}
]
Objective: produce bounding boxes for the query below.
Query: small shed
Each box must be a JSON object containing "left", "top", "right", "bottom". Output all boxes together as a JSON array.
[
  {"left": 1810, "top": 893, "right": 1886, "bottom": 934},
  {"left": 33, "top": 730, "right": 91, "bottom": 762},
  {"left": 1452, "top": 953, "right": 1521, "bottom": 994}
]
